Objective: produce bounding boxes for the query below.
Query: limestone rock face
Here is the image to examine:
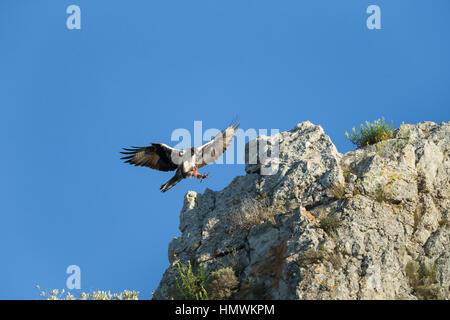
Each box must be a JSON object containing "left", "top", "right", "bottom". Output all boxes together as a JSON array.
[{"left": 153, "top": 121, "right": 450, "bottom": 300}]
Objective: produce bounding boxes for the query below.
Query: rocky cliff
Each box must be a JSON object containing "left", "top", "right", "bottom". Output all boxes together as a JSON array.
[{"left": 153, "top": 121, "right": 449, "bottom": 300}]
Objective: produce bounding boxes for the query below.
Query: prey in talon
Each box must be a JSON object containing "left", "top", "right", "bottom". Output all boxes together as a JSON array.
[{"left": 188, "top": 169, "right": 209, "bottom": 181}]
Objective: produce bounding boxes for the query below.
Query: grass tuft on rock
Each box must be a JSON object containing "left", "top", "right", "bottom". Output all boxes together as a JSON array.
[
  {"left": 319, "top": 216, "right": 341, "bottom": 235},
  {"left": 345, "top": 118, "right": 394, "bottom": 148},
  {"left": 405, "top": 260, "right": 444, "bottom": 300}
]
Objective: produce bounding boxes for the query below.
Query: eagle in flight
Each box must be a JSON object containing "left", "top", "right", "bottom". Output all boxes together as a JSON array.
[{"left": 120, "top": 122, "right": 239, "bottom": 192}]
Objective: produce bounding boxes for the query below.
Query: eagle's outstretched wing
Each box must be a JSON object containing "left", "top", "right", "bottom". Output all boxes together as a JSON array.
[
  {"left": 120, "top": 143, "right": 180, "bottom": 171},
  {"left": 198, "top": 122, "right": 239, "bottom": 168}
]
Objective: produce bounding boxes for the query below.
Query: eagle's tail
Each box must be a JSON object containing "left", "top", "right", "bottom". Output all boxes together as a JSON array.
[{"left": 160, "top": 171, "right": 183, "bottom": 193}]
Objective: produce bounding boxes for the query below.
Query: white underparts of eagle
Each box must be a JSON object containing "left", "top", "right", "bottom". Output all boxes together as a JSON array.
[{"left": 120, "top": 122, "right": 239, "bottom": 192}]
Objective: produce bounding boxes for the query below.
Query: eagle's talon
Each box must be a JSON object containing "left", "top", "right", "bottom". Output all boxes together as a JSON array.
[{"left": 197, "top": 174, "right": 209, "bottom": 182}]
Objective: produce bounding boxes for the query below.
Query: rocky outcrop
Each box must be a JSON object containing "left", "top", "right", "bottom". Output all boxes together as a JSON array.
[{"left": 153, "top": 121, "right": 450, "bottom": 300}]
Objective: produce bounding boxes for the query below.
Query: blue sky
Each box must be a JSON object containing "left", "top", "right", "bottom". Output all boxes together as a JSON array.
[{"left": 0, "top": 0, "right": 449, "bottom": 299}]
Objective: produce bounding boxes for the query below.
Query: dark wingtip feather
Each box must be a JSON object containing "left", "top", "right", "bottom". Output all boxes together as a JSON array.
[
  {"left": 120, "top": 146, "right": 139, "bottom": 163},
  {"left": 120, "top": 155, "right": 134, "bottom": 160}
]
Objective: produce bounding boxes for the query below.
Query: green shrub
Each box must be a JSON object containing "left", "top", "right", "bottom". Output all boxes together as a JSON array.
[
  {"left": 413, "top": 208, "right": 421, "bottom": 233},
  {"left": 174, "top": 260, "right": 209, "bottom": 300},
  {"left": 207, "top": 267, "right": 239, "bottom": 300},
  {"left": 374, "top": 185, "right": 385, "bottom": 203},
  {"left": 327, "top": 182, "right": 346, "bottom": 199},
  {"left": 397, "top": 122, "right": 411, "bottom": 143},
  {"left": 345, "top": 118, "right": 394, "bottom": 148},
  {"left": 38, "top": 287, "right": 139, "bottom": 300},
  {"left": 233, "top": 197, "right": 275, "bottom": 231},
  {"left": 298, "top": 248, "right": 326, "bottom": 267},
  {"left": 319, "top": 216, "right": 341, "bottom": 235},
  {"left": 438, "top": 218, "right": 448, "bottom": 227},
  {"left": 405, "top": 260, "right": 444, "bottom": 300},
  {"left": 173, "top": 260, "right": 241, "bottom": 300}
]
